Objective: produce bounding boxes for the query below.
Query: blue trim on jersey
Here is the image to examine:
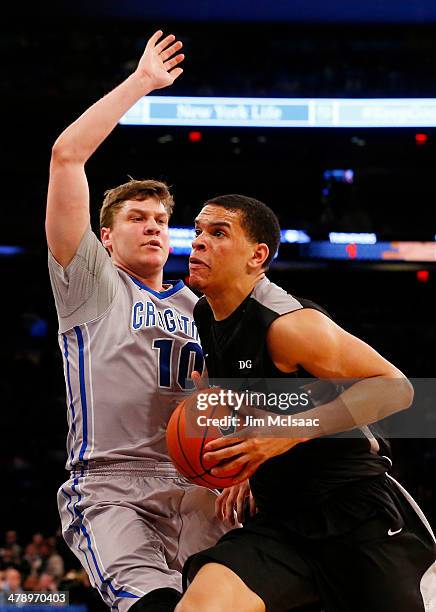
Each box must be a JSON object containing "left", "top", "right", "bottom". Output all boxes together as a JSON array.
[
  {"left": 70, "top": 471, "right": 111, "bottom": 605},
  {"left": 62, "top": 334, "right": 76, "bottom": 465},
  {"left": 70, "top": 470, "right": 139, "bottom": 602},
  {"left": 61, "top": 487, "right": 75, "bottom": 525},
  {"left": 67, "top": 477, "right": 101, "bottom": 597},
  {"left": 128, "top": 275, "right": 185, "bottom": 298},
  {"left": 74, "top": 327, "right": 89, "bottom": 462}
]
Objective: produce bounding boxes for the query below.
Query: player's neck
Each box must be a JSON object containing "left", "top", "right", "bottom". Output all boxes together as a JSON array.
[
  {"left": 115, "top": 263, "right": 167, "bottom": 292},
  {"left": 207, "top": 273, "right": 265, "bottom": 321}
]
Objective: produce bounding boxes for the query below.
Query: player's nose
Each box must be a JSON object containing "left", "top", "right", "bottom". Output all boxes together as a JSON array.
[
  {"left": 191, "top": 234, "right": 206, "bottom": 250},
  {"left": 144, "top": 217, "right": 160, "bottom": 233}
]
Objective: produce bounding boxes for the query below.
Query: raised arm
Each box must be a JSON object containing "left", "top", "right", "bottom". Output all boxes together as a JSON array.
[{"left": 46, "top": 30, "right": 184, "bottom": 267}]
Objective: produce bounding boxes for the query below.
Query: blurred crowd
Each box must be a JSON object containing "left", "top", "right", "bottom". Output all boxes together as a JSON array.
[
  {"left": 0, "top": 530, "right": 105, "bottom": 608},
  {"left": 0, "top": 530, "right": 63, "bottom": 593}
]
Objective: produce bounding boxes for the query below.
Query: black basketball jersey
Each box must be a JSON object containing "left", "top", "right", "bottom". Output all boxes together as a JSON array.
[{"left": 193, "top": 276, "right": 392, "bottom": 513}]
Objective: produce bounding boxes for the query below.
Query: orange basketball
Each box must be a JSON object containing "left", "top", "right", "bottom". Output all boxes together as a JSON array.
[{"left": 166, "top": 389, "right": 245, "bottom": 488}]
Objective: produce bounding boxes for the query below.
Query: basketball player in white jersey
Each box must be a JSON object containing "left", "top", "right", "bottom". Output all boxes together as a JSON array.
[{"left": 46, "top": 31, "right": 227, "bottom": 612}]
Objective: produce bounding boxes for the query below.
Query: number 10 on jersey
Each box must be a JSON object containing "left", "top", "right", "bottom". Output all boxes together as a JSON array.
[{"left": 152, "top": 338, "right": 204, "bottom": 389}]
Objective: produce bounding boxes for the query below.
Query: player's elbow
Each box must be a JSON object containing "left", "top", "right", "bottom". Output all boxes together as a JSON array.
[
  {"left": 400, "top": 376, "right": 414, "bottom": 410},
  {"left": 51, "top": 142, "right": 84, "bottom": 166},
  {"left": 388, "top": 374, "right": 414, "bottom": 413}
]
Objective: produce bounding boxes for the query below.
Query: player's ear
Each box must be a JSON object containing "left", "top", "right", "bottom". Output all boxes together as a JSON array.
[
  {"left": 100, "top": 227, "right": 112, "bottom": 250},
  {"left": 248, "top": 243, "right": 269, "bottom": 270}
]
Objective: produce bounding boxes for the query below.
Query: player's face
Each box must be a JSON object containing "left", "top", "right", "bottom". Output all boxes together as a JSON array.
[
  {"left": 103, "top": 198, "right": 170, "bottom": 274},
  {"left": 189, "top": 205, "right": 256, "bottom": 293}
]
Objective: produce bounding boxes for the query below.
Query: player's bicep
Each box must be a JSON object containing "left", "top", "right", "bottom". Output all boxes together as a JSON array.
[
  {"left": 300, "top": 317, "right": 400, "bottom": 379},
  {"left": 46, "top": 155, "right": 91, "bottom": 268},
  {"left": 269, "top": 309, "right": 401, "bottom": 379}
]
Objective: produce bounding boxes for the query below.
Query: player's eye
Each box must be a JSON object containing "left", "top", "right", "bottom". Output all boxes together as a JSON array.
[
  {"left": 214, "top": 230, "right": 225, "bottom": 237},
  {"left": 131, "top": 217, "right": 143, "bottom": 222},
  {"left": 194, "top": 228, "right": 201, "bottom": 236}
]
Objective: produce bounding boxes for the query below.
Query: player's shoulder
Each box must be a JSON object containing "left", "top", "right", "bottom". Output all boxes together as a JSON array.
[
  {"left": 153, "top": 280, "right": 200, "bottom": 313},
  {"left": 250, "top": 276, "right": 302, "bottom": 316},
  {"left": 175, "top": 281, "right": 197, "bottom": 300},
  {"left": 181, "top": 283, "right": 202, "bottom": 309},
  {"left": 292, "top": 296, "right": 332, "bottom": 320},
  {"left": 250, "top": 276, "right": 330, "bottom": 318},
  {"left": 152, "top": 280, "right": 197, "bottom": 302}
]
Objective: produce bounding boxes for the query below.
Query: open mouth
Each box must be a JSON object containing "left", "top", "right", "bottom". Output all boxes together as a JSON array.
[{"left": 189, "top": 257, "right": 209, "bottom": 268}]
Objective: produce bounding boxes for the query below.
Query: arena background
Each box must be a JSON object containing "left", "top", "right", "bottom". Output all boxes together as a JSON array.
[{"left": 1, "top": 1, "right": 435, "bottom": 608}]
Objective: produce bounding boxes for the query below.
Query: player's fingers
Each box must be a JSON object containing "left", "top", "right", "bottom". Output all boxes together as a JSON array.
[
  {"left": 211, "top": 455, "right": 248, "bottom": 475},
  {"left": 164, "top": 54, "right": 185, "bottom": 72},
  {"left": 215, "top": 490, "right": 228, "bottom": 521},
  {"left": 192, "top": 371, "right": 207, "bottom": 390},
  {"left": 235, "top": 488, "right": 246, "bottom": 523},
  {"left": 224, "top": 492, "right": 236, "bottom": 526},
  {"left": 160, "top": 41, "right": 183, "bottom": 61},
  {"left": 204, "top": 436, "right": 245, "bottom": 452},
  {"left": 168, "top": 66, "right": 184, "bottom": 81},
  {"left": 203, "top": 444, "right": 244, "bottom": 464},
  {"left": 155, "top": 33, "right": 176, "bottom": 53},
  {"left": 249, "top": 492, "right": 257, "bottom": 517},
  {"left": 146, "top": 30, "right": 163, "bottom": 49},
  {"left": 228, "top": 471, "right": 251, "bottom": 487},
  {"left": 235, "top": 464, "right": 260, "bottom": 485},
  {"left": 216, "top": 487, "right": 238, "bottom": 524}
]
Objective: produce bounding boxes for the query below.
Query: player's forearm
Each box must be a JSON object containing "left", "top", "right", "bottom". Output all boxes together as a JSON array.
[
  {"left": 52, "top": 73, "right": 152, "bottom": 164},
  {"left": 293, "top": 375, "right": 414, "bottom": 439}
]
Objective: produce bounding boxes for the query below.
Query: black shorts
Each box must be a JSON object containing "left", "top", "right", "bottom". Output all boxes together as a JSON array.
[{"left": 183, "top": 475, "right": 435, "bottom": 612}]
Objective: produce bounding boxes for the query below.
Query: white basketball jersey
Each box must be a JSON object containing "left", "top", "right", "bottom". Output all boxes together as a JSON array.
[{"left": 48, "top": 228, "right": 203, "bottom": 469}]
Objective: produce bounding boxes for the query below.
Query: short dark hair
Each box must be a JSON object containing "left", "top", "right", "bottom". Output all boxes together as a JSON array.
[{"left": 204, "top": 194, "right": 281, "bottom": 268}]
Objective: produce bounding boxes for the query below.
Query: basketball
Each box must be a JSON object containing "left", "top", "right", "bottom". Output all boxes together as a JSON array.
[{"left": 166, "top": 388, "right": 245, "bottom": 488}]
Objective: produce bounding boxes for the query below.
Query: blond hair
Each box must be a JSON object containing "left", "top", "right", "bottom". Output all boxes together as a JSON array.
[{"left": 99, "top": 179, "right": 174, "bottom": 229}]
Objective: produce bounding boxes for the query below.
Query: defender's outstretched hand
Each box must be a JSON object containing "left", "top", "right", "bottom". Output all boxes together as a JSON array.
[
  {"left": 47, "top": 29, "right": 185, "bottom": 267},
  {"left": 135, "top": 30, "right": 184, "bottom": 89}
]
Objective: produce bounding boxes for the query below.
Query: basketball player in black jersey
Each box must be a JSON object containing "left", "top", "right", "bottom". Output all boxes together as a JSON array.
[{"left": 175, "top": 195, "right": 436, "bottom": 612}]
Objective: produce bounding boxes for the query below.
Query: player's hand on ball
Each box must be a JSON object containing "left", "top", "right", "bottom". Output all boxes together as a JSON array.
[
  {"left": 135, "top": 30, "right": 184, "bottom": 89},
  {"left": 191, "top": 369, "right": 209, "bottom": 390},
  {"left": 204, "top": 436, "right": 307, "bottom": 484},
  {"left": 215, "top": 479, "right": 257, "bottom": 527}
]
